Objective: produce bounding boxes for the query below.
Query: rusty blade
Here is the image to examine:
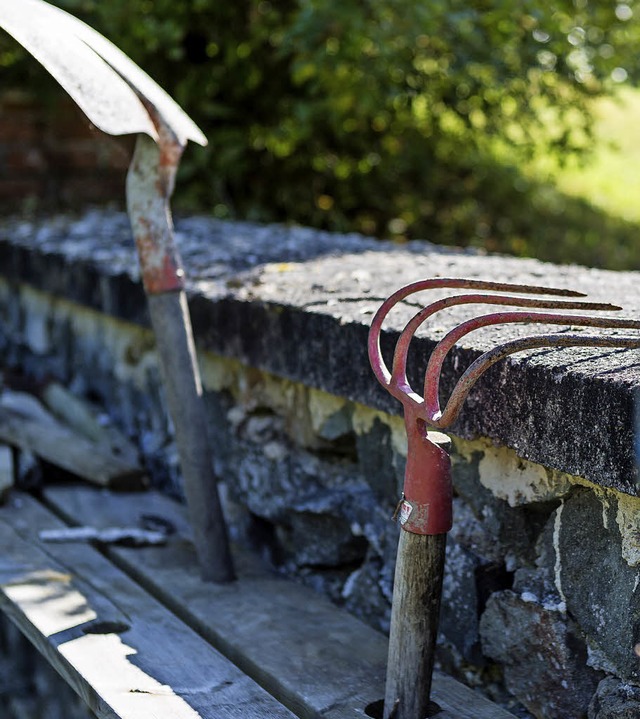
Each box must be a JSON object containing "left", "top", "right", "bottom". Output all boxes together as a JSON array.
[
  {"left": 434, "top": 333, "right": 640, "bottom": 428},
  {"left": 369, "top": 277, "right": 595, "bottom": 396},
  {"left": 0, "top": 0, "right": 206, "bottom": 146}
]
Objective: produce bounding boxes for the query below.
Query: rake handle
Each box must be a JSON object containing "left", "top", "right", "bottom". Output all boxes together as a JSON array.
[{"left": 384, "top": 530, "right": 446, "bottom": 719}]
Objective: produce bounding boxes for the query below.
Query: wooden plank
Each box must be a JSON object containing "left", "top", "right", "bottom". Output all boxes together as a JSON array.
[
  {"left": 45, "top": 485, "right": 516, "bottom": 719},
  {"left": 1, "top": 389, "right": 61, "bottom": 427},
  {"left": 0, "top": 406, "right": 146, "bottom": 489},
  {"left": 41, "top": 382, "right": 141, "bottom": 466},
  {"left": 0, "top": 492, "right": 296, "bottom": 719}
]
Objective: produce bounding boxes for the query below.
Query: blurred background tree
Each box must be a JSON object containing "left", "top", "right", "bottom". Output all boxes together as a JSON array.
[{"left": 2, "top": 0, "right": 640, "bottom": 268}]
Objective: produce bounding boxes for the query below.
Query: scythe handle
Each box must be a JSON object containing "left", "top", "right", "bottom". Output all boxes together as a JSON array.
[{"left": 128, "top": 134, "right": 235, "bottom": 583}]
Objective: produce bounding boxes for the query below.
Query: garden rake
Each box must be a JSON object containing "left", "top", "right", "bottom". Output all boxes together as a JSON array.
[{"left": 368, "top": 278, "right": 640, "bottom": 719}]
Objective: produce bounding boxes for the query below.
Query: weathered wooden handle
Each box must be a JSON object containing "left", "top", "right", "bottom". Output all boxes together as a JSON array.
[
  {"left": 384, "top": 530, "right": 447, "bottom": 719},
  {"left": 148, "top": 292, "right": 235, "bottom": 583}
]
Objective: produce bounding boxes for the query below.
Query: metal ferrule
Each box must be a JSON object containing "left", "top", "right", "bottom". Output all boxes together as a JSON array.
[{"left": 397, "top": 407, "right": 452, "bottom": 535}]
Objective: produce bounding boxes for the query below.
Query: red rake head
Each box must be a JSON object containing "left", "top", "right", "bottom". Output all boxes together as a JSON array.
[
  {"left": 368, "top": 278, "right": 640, "bottom": 535},
  {"left": 369, "top": 278, "right": 640, "bottom": 429}
]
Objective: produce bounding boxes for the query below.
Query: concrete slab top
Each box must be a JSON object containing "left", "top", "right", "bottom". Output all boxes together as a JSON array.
[{"left": 1, "top": 210, "right": 639, "bottom": 494}]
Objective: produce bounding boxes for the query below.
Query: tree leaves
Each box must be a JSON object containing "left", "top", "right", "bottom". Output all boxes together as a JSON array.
[{"left": 2, "top": 0, "right": 639, "bottom": 265}]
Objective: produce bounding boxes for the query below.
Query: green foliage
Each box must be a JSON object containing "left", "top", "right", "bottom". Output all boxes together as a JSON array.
[{"left": 2, "top": 0, "right": 640, "bottom": 267}]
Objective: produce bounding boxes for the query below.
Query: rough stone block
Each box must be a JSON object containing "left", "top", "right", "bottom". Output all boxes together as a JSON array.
[
  {"left": 440, "top": 538, "right": 483, "bottom": 664},
  {"left": 355, "top": 416, "right": 402, "bottom": 502},
  {"left": 588, "top": 677, "right": 640, "bottom": 719},
  {"left": 276, "top": 510, "right": 369, "bottom": 568},
  {"left": 452, "top": 440, "right": 560, "bottom": 567},
  {"left": 558, "top": 488, "right": 640, "bottom": 682},
  {"left": 340, "top": 550, "right": 394, "bottom": 630},
  {"left": 480, "top": 590, "right": 601, "bottom": 719}
]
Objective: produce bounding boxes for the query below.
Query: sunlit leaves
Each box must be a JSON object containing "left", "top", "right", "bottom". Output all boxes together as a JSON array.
[{"left": 2, "top": 0, "right": 638, "bottom": 261}]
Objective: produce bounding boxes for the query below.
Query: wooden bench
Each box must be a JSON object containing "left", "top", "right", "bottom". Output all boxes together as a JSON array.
[{"left": 0, "top": 485, "right": 516, "bottom": 718}]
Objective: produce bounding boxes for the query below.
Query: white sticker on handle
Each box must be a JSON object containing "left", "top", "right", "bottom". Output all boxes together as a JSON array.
[{"left": 399, "top": 500, "right": 414, "bottom": 525}]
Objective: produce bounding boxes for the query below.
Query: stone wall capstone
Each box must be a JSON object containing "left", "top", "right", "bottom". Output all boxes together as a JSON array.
[{"left": 1, "top": 212, "right": 640, "bottom": 718}]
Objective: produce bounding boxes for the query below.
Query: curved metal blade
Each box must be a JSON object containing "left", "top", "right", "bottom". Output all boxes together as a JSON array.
[{"left": 0, "top": 0, "right": 207, "bottom": 146}]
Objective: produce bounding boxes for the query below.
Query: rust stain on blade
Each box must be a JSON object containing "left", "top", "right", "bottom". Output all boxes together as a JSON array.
[
  {"left": 133, "top": 219, "right": 185, "bottom": 294},
  {"left": 127, "top": 135, "right": 186, "bottom": 294}
]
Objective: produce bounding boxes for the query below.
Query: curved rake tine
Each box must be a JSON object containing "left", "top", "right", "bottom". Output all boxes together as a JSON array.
[
  {"left": 370, "top": 278, "right": 640, "bottom": 719},
  {"left": 424, "top": 311, "right": 640, "bottom": 426},
  {"left": 440, "top": 333, "right": 640, "bottom": 429},
  {"left": 391, "top": 294, "right": 620, "bottom": 400},
  {"left": 368, "top": 277, "right": 586, "bottom": 390}
]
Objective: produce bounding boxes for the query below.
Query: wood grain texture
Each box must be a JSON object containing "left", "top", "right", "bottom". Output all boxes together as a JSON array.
[
  {"left": 147, "top": 291, "right": 235, "bottom": 583},
  {"left": 0, "top": 492, "right": 295, "bottom": 719},
  {"left": 41, "top": 382, "right": 140, "bottom": 465},
  {"left": 384, "top": 531, "right": 446, "bottom": 719},
  {"left": 45, "top": 485, "right": 516, "bottom": 719},
  {"left": 0, "top": 406, "right": 145, "bottom": 488}
]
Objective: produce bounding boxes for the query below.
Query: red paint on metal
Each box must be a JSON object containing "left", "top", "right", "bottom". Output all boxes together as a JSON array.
[
  {"left": 369, "top": 278, "right": 640, "bottom": 536},
  {"left": 139, "top": 245, "right": 185, "bottom": 294},
  {"left": 399, "top": 407, "right": 452, "bottom": 534},
  {"left": 131, "top": 215, "right": 185, "bottom": 294}
]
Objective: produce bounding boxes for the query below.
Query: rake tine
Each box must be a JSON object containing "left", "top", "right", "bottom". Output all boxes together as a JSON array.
[
  {"left": 437, "top": 333, "right": 640, "bottom": 429},
  {"left": 391, "top": 294, "right": 620, "bottom": 397},
  {"left": 368, "top": 278, "right": 587, "bottom": 390},
  {"left": 424, "top": 311, "right": 640, "bottom": 425}
]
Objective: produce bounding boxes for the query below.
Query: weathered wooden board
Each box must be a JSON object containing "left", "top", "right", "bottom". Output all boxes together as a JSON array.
[
  {"left": 45, "top": 485, "right": 516, "bottom": 719},
  {"left": 0, "top": 492, "right": 296, "bottom": 719},
  {"left": 0, "top": 406, "right": 146, "bottom": 489},
  {"left": 41, "top": 382, "right": 141, "bottom": 465}
]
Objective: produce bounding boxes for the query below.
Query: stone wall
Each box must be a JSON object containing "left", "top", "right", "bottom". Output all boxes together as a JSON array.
[{"left": 1, "top": 212, "right": 640, "bottom": 718}]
